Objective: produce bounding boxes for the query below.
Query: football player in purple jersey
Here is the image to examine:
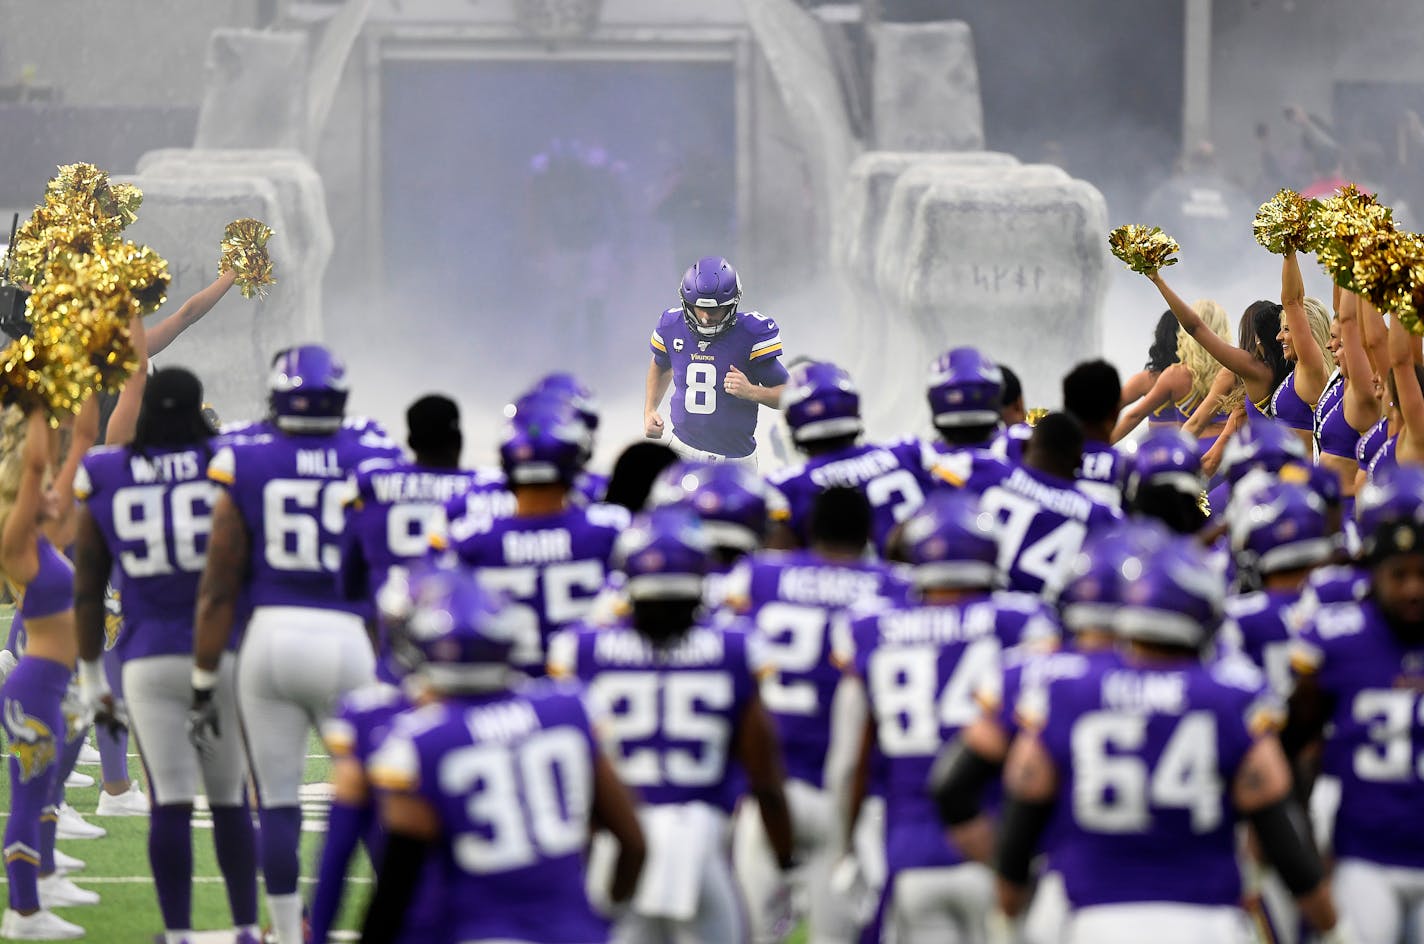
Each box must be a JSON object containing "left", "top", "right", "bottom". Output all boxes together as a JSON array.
[
  {"left": 1219, "top": 478, "right": 1335, "bottom": 698},
  {"left": 73, "top": 369, "right": 260, "bottom": 944},
  {"left": 0, "top": 401, "right": 101, "bottom": 940},
  {"left": 1123, "top": 426, "right": 1209, "bottom": 536},
  {"left": 310, "top": 565, "right": 453, "bottom": 944},
  {"left": 189, "top": 344, "right": 402, "bottom": 944},
  {"left": 932, "top": 521, "right": 1163, "bottom": 944},
  {"left": 768, "top": 361, "right": 950, "bottom": 556},
  {"left": 835, "top": 491, "right": 1058, "bottom": 943},
  {"left": 547, "top": 508, "right": 795, "bottom": 941},
  {"left": 436, "top": 396, "right": 629, "bottom": 675},
  {"left": 1288, "top": 468, "right": 1424, "bottom": 944},
  {"left": 533, "top": 372, "right": 610, "bottom": 505},
  {"left": 1061, "top": 360, "right": 1127, "bottom": 509},
  {"left": 650, "top": 460, "right": 769, "bottom": 597},
  {"left": 339, "top": 394, "right": 479, "bottom": 631},
  {"left": 725, "top": 487, "right": 910, "bottom": 944},
  {"left": 644, "top": 256, "right": 789, "bottom": 464},
  {"left": 362, "top": 563, "right": 647, "bottom": 944},
  {"left": 923, "top": 348, "right": 1014, "bottom": 497},
  {"left": 997, "top": 537, "right": 1347, "bottom": 944},
  {"left": 978, "top": 413, "right": 1121, "bottom": 597}
]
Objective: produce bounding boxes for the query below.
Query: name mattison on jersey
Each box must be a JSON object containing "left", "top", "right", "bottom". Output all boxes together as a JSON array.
[
  {"left": 129, "top": 450, "right": 203, "bottom": 484},
  {"left": 297, "top": 448, "right": 343, "bottom": 478}
]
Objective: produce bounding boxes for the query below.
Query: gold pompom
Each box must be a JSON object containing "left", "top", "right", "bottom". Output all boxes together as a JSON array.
[
  {"left": 97, "top": 241, "right": 170, "bottom": 315},
  {"left": 1310, "top": 185, "right": 1395, "bottom": 291},
  {"left": 218, "top": 218, "right": 277, "bottom": 299},
  {"left": 1109, "top": 225, "right": 1180, "bottom": 275},
  {"left": 1026, "top": 407, "right": 1050, "bottom": 427},
  {"left": 1253, "top": 189, "right": 1320, "bottom": 255}
]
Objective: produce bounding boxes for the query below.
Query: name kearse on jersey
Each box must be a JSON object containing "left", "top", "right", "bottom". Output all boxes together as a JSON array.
[{"left": 776, "top": 567, "right": 883, "bottom": 606}]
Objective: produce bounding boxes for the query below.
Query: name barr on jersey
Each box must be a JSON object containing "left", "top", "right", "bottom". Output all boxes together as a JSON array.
[
  {"left": 503, "top": 528, "right": 575, "bottom": 566},
  {"left": 776, "top": 567, "right": 884, "bottom": 606}
]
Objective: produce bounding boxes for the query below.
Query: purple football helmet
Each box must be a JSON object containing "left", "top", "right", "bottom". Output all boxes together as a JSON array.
[
  {"left": 898, "top": 491, "right": 1000, "bottom": 590},
  {"left": 1114, "top": 536, "right": 1225, "bottom": 648},
  {"left": 781, "top": 361, "right": 864, "bottom": 446},
  {"left": 386, "top": 562, "right": 523, "bottom": 691},
  {"left": 680, "top": 256, "right": 742, "bottom": 340},
  {"left": 648, "top": 461, "right": 768, "bottom": 553},
  {"left": 268, "top": 344, "right": 348, "bottom": 433},
  {"left": 534, "top": 372, "right": 600, "bottom": 433},
  {"left": 1218, "top": 417, "right": 1308, "bottom": 486},
  {"left": 1229, "top": 479, "right": 1333, "bottom": 575},
  {"left": 926, "top": 347, "right": 1004, "bottom": 430},
  {"left": 1126, "top": 426, "right": 1202, "bottom": 500},
  {"left": 1356, "top": 463, "right": 1424, "bottom": 546},
  {"left": 500, "top": 393, "right": 590, "bottom": 486},
  {"left": 1058, "top": 521, "right": 1171, "bottom": 632},
  {"left": 614, "top": 507, "right": 712, "bottom": 602}
]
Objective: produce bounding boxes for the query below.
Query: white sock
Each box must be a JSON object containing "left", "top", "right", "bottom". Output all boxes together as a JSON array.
[
  {"left": 166, "top": 931, "right": 192, "bottom": 944},
  {"left": 268, "top": 892, "right": 303, "bottom": 944}
]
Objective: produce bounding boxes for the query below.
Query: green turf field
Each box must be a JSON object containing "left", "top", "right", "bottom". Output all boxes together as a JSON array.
[{"left": 0, "top": 606, "right": 372, "bottom": 943}]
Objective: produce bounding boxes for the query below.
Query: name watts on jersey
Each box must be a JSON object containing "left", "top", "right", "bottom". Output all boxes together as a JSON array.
[
  {"left": 594, "top": 629, "right": 725, "bottom": 667},
  {"left": 296, "top": 449, "right": 344, "bottom": 478},
  {"left": 877, "top": 606, "right": 997, "bottom": 646},
  {"left": 808, "top": 450, "right": 900, "bottom": 489},
  {"left": 129, "top": 450, "right": 203, "bottom": 484},
  {"left": 1003, "top": 467, "right": 1095, "bottom": 521},
  {"left": 465, "top": 700, "right": 540, "bottom": 745},
  {"left": 369, "top": 471, "right": 471, "bottom": 505},
  {"left": 504, "top": 529, "right": 574, "bottom": 566},
  {"left": 1101, "top": 670, "right": 1187, "bottom": 715},
  {"left": 777, "top": 567, "right": 883, "bottom": 606}
]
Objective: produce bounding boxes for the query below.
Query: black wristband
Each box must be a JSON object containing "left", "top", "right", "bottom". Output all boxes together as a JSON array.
[
  {"left": 360, "top": 832, "right": 430, "bottom": 944},
  {"left": 190, "top": 687, "right": 214, "bottom": 706},
  {"left": 1248, "top": 798, "right": 1325, "bottom": 896},
  {"left": 994, "top": 796, "right": 1054, "bottom": 885},
  {"left": 930, "top": 741, "right": 1003, "bottom": 827}
]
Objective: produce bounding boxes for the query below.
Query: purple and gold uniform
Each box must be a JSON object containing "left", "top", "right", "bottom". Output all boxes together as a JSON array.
[
  {"left": 75, "top": 445, "right": 218, "bottom": 660},
  {"left": 839, "top": 593, "right": 1048, "bottom": 876},
  {"left": 727, "top": 551, "right": 910, "bottom": 788},
  {"left": 929, "top": 442, "right": 1014, "bottom": 496},
  {"left": 993, "top": 424, "right": 1126, "bottom": 510},
  {"left": 340, "top": 458, "right": 481, "bottom": 602},
  {"left": 550, "top": 620, "right": 762, "bottom": 811},
  {"left": 369, "top": 684, "right": 608, "bottom": 944},
  {"left": 208, "top": 418, "right": 401, "bottom": 614},
  {"left": 766, "top": 439, "right": 949, "bottom": 554},
  {"left": 1027, "top": 650, "right": 1280, "bottom": 909},
  {"left": 979, "top": 466, "right": 1123, "bottom": 596},
  {"left": 650, "top": 307, "right": 786, "bottom": 459},
  {"left": 1292, "top": 599, "right": 1424, "bottom": 870},
  {"left": 1217, "top": 590, "right": 1305, "bottom": 698},
  {"left": 438, "top": 503, "right": 630, "bottom": 673}
]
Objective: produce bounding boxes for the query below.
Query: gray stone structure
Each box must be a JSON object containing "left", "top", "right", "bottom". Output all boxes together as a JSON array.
[{"left": 870, "top": 21, "right": 984, "bottom": 152}]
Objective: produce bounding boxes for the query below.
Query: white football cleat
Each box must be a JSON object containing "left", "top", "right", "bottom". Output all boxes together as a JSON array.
[
  {"left": 54, "top": 804, "right": 106, "bottom": 840},
  {"left": 52, "top": 849, "right": 85, "bottom": 874},
  {"left": 38, "top": 873, "right": 100, "bottom": 907},
  {"left": 76, "top": 742, "right": 101, "bottom": 766},
  {"left": 0, "top": 907, "right": 84, "bottom": 939},
  {"left": 64, "top": 770, "right": 94, "bottom": 789},
  {"left": 95, "top": 783, "right": 149, "bottom": 817}
]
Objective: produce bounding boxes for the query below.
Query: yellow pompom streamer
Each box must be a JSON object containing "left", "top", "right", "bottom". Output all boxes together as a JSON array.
[
  {"left": 218, "top": 219, "right": 277, "bottom": 299},
  {"left": 1108, "top": 225, "right": 1180, "bottom": 276},
  {"left": 1310, "top": 185, "right": 1395, "bottom": 291},
  {"left": 1252, "top": 189, "right": 1320, "bottom": 255}
]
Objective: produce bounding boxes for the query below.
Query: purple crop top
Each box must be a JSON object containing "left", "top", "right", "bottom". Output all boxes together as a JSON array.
[
  {"left": 19, "top": 537, "right": 74, "bottom": 619},
  {"left": 1271, "top": 370, "right": 1314, "bottom": 431}
]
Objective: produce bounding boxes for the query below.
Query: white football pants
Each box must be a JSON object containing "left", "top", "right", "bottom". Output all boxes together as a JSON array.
[
  {"left": 124, "top": 653, "right": 247, "bottom": 806},
  {"left": 236, "top": 606, "right": 374, "bottom": 806},
  {"left": 1332, "top": 858, "right": 1424, "bottom": 944},
  {"left": 1067, "top": 904, "right": 1252, "bottom": 944},
  {"left": 888, "top": 863, "right": 994, "bottom": 944}
]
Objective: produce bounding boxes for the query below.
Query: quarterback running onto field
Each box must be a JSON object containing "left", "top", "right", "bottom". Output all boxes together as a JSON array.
[{"left": 644, "top": 256, "right": 789, "bottom": 465}]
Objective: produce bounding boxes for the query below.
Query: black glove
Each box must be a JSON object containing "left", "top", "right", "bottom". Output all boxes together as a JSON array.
[
  {"left": 93, "top": 693, "right": 129, "bottom": 739},
  {"left": 187, "top": 688, "right": 220, "bottom": 757}
]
